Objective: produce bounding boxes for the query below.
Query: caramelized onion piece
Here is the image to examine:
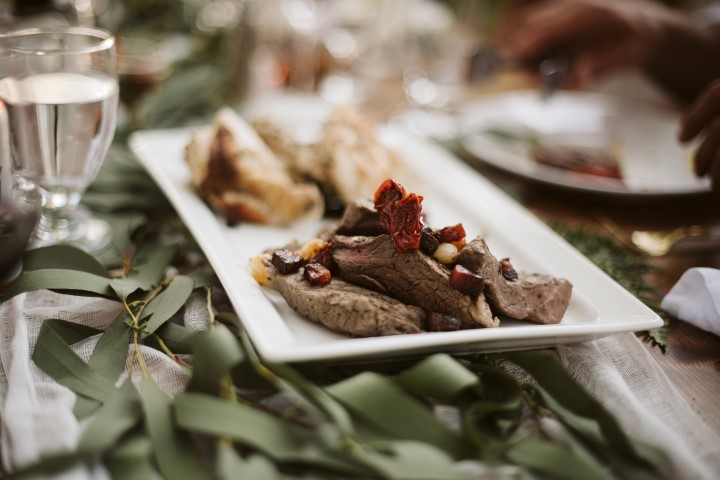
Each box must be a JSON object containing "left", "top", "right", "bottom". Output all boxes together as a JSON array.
[
  {"left": 249, "top": 254, "right": 270, "bottom": 285},
  {"left": 271, "top": 249, "right": 304, "bottom": 274},
  {"left": 434, "top": 242, "right": 459, "bottom": 264},
  {"left": 303, "top": 263, "right": 332, "bottom": 286},
  {"left": 499, "top": 258, "right": 518, "bottom": 281},
  {"left": 449, "top": 264, "right": 485, "bottom": 297},
  {"left": 425, "top": 312, "right": 462, "bottom": 332}
]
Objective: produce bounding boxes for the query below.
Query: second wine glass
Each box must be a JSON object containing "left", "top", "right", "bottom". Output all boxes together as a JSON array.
[{"left": 0, "top": 27, "right": 119, "bottom": 252}]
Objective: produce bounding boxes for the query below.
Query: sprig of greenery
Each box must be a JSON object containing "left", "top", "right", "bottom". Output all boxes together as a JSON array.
[{"left": 549, "top": 221, "right": 669, "bottom": 349}]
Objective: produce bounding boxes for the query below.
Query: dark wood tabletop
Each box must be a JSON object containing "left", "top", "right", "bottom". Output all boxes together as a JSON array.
[{"left": 466, "top": 160, "right": 720, "bottom": 434}]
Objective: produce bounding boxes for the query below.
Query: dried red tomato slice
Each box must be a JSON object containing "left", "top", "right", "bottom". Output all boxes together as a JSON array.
[
  {"left": 433, "top": 224, "right": 466, "bottom": 244},
  {"left": 304, "top": 263, "right": 332, "bottom": 286},
  {"left": 374, "top": 179, "right": 407, "bottom": 232},
  {"left": 373, "top": 180, "right": 424, "bottom": 252}
]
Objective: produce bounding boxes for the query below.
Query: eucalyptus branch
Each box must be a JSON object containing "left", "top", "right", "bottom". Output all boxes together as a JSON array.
[
  {"left": 133, "top": 330, "right": 151, "bottom": 378},
  {"left": 135, "top": 276, "right": 173, "bottom": 320},
  {"left": 153, "top": 334, "right": 191, "bottom": 369},
  {"left": 520, "top": 384, "right": 551, "bottom": 440},
  {"left": 205, "top": 287, "right": 215, "bottom": 326}
]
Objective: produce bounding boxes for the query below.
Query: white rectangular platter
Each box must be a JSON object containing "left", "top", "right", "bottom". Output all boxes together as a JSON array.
[{"left": 129, "top": 125, "right": 662, "bottom": 363}]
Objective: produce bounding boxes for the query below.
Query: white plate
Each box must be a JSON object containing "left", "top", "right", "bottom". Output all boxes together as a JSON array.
[
  {"left": 459, "top": 90, "right": 710, "bottom": 196},
  {"left": 129, "top": 125, "right": 662, "bottom": 363}
]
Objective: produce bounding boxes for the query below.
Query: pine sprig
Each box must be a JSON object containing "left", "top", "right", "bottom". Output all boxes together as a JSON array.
[{"left": 549, "top": 221, "right": 669, "bottom": 350}]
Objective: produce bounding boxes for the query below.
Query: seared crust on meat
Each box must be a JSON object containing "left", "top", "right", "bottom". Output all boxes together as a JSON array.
[
  {"left": 184, "top": 108, "right": 324, "bottom": 225},
  {"left": 266, "top": 261, "right": 426, "bottom": 337},
  {"left": 332, "top": 235, "right": 499, "bottom": 328},
  {"left": 457, "top": 237, "right": 572, "bottom": 324}
]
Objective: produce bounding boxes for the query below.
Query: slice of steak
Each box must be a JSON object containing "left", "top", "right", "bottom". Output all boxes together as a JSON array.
[
  {"left": 332, "top": 235, "right": 499, "bottom": 328},
  {"left": 456, "top": 237, "right": 572, "bottom": 324},
  {"left": 335, "top": 198, "right": 384, "bottom": 236},
  {"left": 266, "top": 263, "right": 425, "bottom": 337}
]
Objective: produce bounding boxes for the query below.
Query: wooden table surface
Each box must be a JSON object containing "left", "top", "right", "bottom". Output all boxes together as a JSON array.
[{"left": 465, "top": 159, "right": 720, "bottom": 434}]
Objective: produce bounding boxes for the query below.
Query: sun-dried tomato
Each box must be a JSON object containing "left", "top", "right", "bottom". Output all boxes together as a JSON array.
[
  {"left": 374, "top": 179, "right": 407, "bottom": 232},
  {"left": 433, "top": 223, "right": 466, "bottom": 244},
  {"left": 373, "top": 180, "right": 424, "bottom": 252},
  {"left": 304, "top": 263, "right": 332, "bottom": 286}
]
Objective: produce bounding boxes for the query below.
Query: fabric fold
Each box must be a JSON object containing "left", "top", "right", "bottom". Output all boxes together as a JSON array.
[{"left": 661, "top": 267, "right": 720, "bottom": 337}]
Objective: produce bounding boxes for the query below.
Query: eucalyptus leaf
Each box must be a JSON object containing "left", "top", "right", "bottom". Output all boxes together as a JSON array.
[
  {"left": 112, "top": 242, "right": 178, "bottom": 297},
  {"left": 152, "top": 322, "right": 202, "bottom": 354},
  {"left": 218, "top": 312, "right": 353, "bottom": 432},
  {"left": 175, "top": 392, "right": 367, "bottom": 476},
  {"left": 90, "top": 311, "right": 132, "bottom": 381},
  {"left": 469, "top": 363, "right": 522, "bottom": 405},
  {"left": 40, "top": 319, "right": 103, "bottom": 345},
  {"left": 140, "top": 275, "right": 194, "bottom": 335},
  {"left": 394, "top": 354, "right": 480, "bottom": 401},
  {"left": 462, "top": 399, "right": 522, "bottom": 454},
  {"left": 32, "top": 321, "right": 116, "bottom": 402},
  {"left": 508, "top": 352, "right": 651, "bottom": 467},
  {"left": 189, "top": 271, "right": 220, "bottom": 289},
  {"left": 534, "top": 386, "right": 671, "bottom": 478},
  {"left": 105, "top": 432, "right": 156, "bottom": 480},
  {"left": 0, "top": 269, "right": 117, "bottom": 302},
  {"left": 216, "top": 443, "right": 280, "bottom": 480},
  {"left": 76, "top": 381, "right": 142, "bottom": 453},
  {"left": 326, "top": 372, "right": 468, "bottom": 458},
  {"left": 505, "top": 437, "right": 615, "bottom": 480},
  {"left": 94, "top": 211, "right": 148, "bottom": 269},
  {"left": 70, "top": 312, "right": 131, "bottom": 419},
  {"left": 23, "top": 245, "right": 110, "bottom": 277},
  {"left": 268, "top": 361, "right": 356, "bottom": 437},
  {"left": 139, "top": 377, "right": 208, "bottom": 480},
  {"left": 186, "top": 323, "right": 244, "bottom": 395},
  {"left": 353, "top": 440, "right": 467, "bottom": 480}
]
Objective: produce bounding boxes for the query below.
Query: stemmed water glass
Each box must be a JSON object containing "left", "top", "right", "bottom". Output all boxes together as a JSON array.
[{"left": 0, "top": 27, "right": 119, "bottom": 252}]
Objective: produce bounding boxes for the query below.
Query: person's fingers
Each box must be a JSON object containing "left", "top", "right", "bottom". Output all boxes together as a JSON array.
[
  {"left": 693, "top": 117, "right": 720, "bottom": 177},
  {"left": 503, "top": 3, "right": 591, "bottom": 59},
  {"left": 679, "top": 81, "right": 720, "bottom": 142},
  {"left": 571, "top": 43, "right": 642, "bottom": 84}
]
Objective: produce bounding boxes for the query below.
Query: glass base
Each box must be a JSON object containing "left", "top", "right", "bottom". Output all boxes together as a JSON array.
[{"left": 32, "top": 206, "right": 112, "bottom": 254}]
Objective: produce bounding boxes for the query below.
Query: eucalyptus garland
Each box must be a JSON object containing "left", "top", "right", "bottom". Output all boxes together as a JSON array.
[{"left": 1, "top": 238, "right": 672, "bottom": 479}]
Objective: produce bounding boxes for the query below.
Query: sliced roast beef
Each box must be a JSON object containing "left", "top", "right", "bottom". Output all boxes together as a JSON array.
[
  {"left": 335, "top": 198, "right": 384, "bottom": 236},
  {"left": 456, "top": 237, "right": 572, "bottom": 324},
  {"left": 331, "top": 235, "right": 499, "bottom": 328},
  {"left": 266, "top": 262, "right": 425, "bottom": 337}
]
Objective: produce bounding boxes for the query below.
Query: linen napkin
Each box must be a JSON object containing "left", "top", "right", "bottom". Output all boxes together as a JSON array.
[{"left": 661, "top": 267, "right": 720, "bottom": 337}]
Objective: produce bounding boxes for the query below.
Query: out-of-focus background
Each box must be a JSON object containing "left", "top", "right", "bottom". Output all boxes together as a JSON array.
[{"left": 0, "top": 0, "right": 558, "bottom": 131}]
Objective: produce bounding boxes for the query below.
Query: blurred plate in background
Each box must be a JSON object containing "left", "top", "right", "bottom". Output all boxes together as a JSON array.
[{"left": 458, "top": 90, "right": 710, "bottom": 196}]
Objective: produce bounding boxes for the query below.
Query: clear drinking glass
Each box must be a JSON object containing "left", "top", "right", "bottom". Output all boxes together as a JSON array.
[{"left": 0, "top": 27, "right": 118, "bottom": 252}]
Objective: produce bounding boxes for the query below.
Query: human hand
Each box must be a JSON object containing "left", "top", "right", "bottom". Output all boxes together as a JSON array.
[
  {"left": 679, "top": 80, "right": 720, "bottom": 195},
  {"left": 500, "top": 0, "right": 674, "bottom": 86}
]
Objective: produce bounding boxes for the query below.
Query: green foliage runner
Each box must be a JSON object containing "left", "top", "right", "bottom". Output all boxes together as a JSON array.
[{"left": 1, "top": 237, "right": 672, "bottom": 478}]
